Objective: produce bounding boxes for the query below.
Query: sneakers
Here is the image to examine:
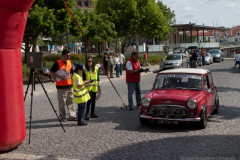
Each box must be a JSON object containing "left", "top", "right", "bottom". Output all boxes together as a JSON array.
[
  {"left": 90, "top": 113, "right": 99, "bottom": 118},
  {"left": 129, "top": 107, "right": 133, "bottom": 111},
  {"left": 69, "top": 117, "right": 78, "bottom": 121},
  {"left": 85, "top": 114, "right": 90, "bottom": 120},
  {"left": 61, "top": 118, "right": 67, "bottom": 122},
  {"left": 137, "top": 105, "right": 141, "bottom": 107},
  {"left": 77, "top": 122, "right": 88, "bottom": 126}
]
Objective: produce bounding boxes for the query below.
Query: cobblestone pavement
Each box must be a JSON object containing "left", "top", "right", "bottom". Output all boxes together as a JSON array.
[{"left": 1, "top": 59, "right": 240, "bottom": 160}]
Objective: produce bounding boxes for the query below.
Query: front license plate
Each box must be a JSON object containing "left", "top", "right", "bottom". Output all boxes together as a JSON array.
[
  {"left": 158, "top": 120, "right": 178, "bottom": 124},
  {"left": 164, "top": 66, "right": 172, "bottom": 68}
]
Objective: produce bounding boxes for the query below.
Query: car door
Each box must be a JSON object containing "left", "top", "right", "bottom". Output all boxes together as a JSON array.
[
  {"left": 204, "top": 75, "right": 212, "bottom": 116},
  {"left": 208, "top": 73, "right": 216, "bottom": 112}
]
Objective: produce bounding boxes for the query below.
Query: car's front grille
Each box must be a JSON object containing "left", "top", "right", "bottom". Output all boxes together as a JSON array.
[
  {"left": 164, "top": 63, "right": 173, "bottom": 65},
  {"left": 148, "top": 105, "right": 189, "bottom": 118}
]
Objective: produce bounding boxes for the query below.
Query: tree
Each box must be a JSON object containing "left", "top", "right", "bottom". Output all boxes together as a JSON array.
[
  {"left": 80, "top": 10, "right": 116, "bottom": 56},
  {"left": 23, "top": 0, "right": 79, "bottom": 63},
  {"left": 95, "top": 0, "right": 175, "bottom": 54}
]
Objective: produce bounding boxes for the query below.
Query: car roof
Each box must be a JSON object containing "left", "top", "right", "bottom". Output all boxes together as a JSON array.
[{"left": 160, "top": 68, "right": 209, "bottom": 74}]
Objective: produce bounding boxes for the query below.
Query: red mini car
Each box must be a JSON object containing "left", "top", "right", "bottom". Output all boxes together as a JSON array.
[{"left": 139, "top": 68, "right": 219, "bottom": 129}]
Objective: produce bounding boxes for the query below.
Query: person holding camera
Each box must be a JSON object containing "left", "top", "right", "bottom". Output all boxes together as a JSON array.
[
  {"left": 126, "top": 52, "right": 149, "bottom": 110},
  {"left": 83, "top": 57, "right": 100, "bottom": 120},
  {"left": 49, "top": 49, "right": 77, "bottom": 122},
  {"left": 72, "top": 64, "right": 91, "bottom": 126}
]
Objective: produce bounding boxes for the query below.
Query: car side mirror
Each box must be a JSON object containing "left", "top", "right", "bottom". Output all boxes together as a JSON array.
[{"left": 207, "top": 89, "right": 212, "bottom": 93}]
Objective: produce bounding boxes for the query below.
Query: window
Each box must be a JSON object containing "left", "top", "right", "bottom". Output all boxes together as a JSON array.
[
  {"left": 238, "top": 32, "right": 240, "bottom": 36},
  {"left": 204, "top": 76, "right": 209, "bottom": 90},
  {"left": 208, "top": 73, "right": 213, "bottom": 87}
]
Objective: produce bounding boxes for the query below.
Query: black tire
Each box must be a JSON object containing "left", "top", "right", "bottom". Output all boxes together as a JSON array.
[
  {"left": 197, "top": 109, "right": 207, "bottom": 129},
  {"left": 139, "top": 117, "right": 150, "bottom": 126},
  {"left": 222, "top": 58, "right": 224, "bottom": 61},
  {"left": 212, "top": 97, "right": 219, "bottom": 114}
]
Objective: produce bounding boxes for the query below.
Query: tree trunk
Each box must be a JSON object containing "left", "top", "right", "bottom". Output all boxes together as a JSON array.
[
  {"left": 24, "top": 37, "right": 31, "bottom": 64},
  {"left": 98, "top": 43, "right": 100, "bottom": 57},
  {"left": 121, "top": 33, "right": 129, "bottom": 55},
  {"left": 32, "top": 35, "right": 39, "bottom": 52}
]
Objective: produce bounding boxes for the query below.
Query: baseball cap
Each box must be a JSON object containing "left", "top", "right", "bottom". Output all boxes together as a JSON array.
[
  {"left": 76, "top": 63, "right": 86, "bottom": 72},
  {"left": 116, "top": 54, "right": 119, "bottom": 56}
]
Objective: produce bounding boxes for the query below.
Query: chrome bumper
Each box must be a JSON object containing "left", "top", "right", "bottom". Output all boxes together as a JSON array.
[{"left": 140, "top": 115, "right": 201, "bottom": 122}]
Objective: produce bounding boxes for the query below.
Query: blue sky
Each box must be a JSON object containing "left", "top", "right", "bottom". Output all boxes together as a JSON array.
[{"left": 159, "top": 0, "right": 240, "bottom": 28}]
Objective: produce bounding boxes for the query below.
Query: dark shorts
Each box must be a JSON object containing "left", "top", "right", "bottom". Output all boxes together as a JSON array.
[{"left": 236, "top": 61, "right": 240, "bottom": 64}]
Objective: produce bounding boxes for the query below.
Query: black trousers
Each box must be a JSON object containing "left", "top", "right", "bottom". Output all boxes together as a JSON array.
[
  {"left": 43, "top": 73, "right": 52, "bottom": 80},
  {"left": 104, "top": 64, "right": 108, "bottom": 75},
  {"left": 86, "top": 91, "right": 97, "bottom": 114}
]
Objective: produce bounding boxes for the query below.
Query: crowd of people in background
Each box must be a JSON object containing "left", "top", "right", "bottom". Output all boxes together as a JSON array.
[{"left": 184, "top": 48, "right": 207, "bottom": 68}]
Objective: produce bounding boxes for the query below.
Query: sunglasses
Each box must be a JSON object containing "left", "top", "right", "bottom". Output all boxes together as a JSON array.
[
  {"left": 87, "top": 61, "right": 92, "bottom": 62},
  {"left": 66, "top": 55, "right": 70, "bottom": 57}
]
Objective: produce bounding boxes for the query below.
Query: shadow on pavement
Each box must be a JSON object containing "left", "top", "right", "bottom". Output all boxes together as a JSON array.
[{"left": 93, "top": 135, "right": 240, "bottom": 160}]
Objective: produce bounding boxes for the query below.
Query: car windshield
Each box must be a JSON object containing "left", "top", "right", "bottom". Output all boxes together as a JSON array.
[
  {"left": 174, "top": 48, "right": 184, "bottom": 53},
  {"left": 206, "top": 53, "right": 210, "bottom": 56},
  {"left": 154, "top": 74, "right": 202, "bottom": 90},
  {"left": 165, "top": 55, "right": 181, "bottom": 60},
  {"left": 208, "top": 50, "right": 219, "bottom": 54}
]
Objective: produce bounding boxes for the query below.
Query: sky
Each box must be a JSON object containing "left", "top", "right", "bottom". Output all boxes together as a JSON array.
[{"left": 159, "top": 0, "right": 240, "bottom": 28}]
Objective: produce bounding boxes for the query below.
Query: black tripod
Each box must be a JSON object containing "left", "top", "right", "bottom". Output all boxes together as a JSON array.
[{"left": 24, "top": 68, "right": 65, "bottom": 144}]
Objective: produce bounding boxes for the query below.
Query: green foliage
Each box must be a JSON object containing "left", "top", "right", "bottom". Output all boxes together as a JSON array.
[
  {"left": 95, "top": 0, "right": 174, "bottom": 53},
  {"left": 80, "top": 10, "right": 117, "bottom": 44}
]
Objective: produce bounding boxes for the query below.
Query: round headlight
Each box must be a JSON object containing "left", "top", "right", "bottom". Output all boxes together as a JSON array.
[
  {"left": 142, "top": 97, "right": 151, "bottom": 107},
  {"left": 187, "top": 99, "right": 197, "bottom": 109}
]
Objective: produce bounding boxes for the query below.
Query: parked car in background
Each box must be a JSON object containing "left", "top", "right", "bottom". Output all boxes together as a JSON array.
[
  {"left": 160, "top": 54, "right": 189, "bottom": 70},
  {"left": 208, "top": 49, "right": 224, "bottom": 62},
  {"left": 139, "top": 68, "right": 219, "bottom": 129},
  {"left": 205, "top": 53, "right": 213, "bottom": 65},
  {"left": 173, "top": 47, "right": 187, "bottom": 54},
  {"left": 188, "top": 46, "right": 202, "bottom": 67}
]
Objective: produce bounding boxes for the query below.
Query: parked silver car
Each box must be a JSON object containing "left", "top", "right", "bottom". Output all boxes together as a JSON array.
[
  {"left": 208, "top": 49, "right": 224, "bottom": 62},
  {"left": 205, "top": 53, "right": 213, "bottom": 64},
  {"left": 160, "top": 54, "right": 189, "bottom": 70}
]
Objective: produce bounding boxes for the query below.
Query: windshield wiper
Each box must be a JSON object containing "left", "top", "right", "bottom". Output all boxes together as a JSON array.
[
  {"left": 175, "top": 87, "right": 187, "bottom": 90},
  {"left": 188, "top": 88, "right": 202, "bottom": 90}
]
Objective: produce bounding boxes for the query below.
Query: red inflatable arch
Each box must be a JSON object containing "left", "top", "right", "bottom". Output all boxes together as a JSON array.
[{"left": 0, "top": 0, "right": 34, "bottom": 151}]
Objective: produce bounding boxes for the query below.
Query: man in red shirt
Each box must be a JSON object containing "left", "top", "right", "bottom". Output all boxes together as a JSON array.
[{"left": 126, "top": 52, "right": 149, "bottom": 110}]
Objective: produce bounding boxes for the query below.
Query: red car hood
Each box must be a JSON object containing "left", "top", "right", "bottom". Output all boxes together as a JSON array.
[{"left": 151, "top": 89, "right": 202, "bottom": 106}]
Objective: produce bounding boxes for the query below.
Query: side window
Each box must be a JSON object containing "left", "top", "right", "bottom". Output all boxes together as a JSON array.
[
  {"left": 204, "top": 76, "right": 209, "bottom": 90},
  {"left": 208, "top": 73, "right": 213, "bottom": 87}
]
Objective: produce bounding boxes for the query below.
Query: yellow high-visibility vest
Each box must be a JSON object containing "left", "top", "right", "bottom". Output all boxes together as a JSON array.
[
  {"left": 72, "top": 73, "right": 90, "bottom": 104},
  {"left": 85, "top": 66, "right": 99, "bottom": 92}
]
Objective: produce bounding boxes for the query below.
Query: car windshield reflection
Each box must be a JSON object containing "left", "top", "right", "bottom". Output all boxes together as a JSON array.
[
  {"left": 165, "top": 55, "right": 181, "bottom": 60},
  {"left": 154, "top": 74, "right": 202, "bottom": 90}
]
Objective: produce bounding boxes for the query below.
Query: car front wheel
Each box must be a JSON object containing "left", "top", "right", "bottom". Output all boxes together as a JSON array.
[
  {"left": 212, "top": 97, "right": 219, "bottom": 114},
  {"left": 197, "top": 108, "right": 207, "bottom": 129}
]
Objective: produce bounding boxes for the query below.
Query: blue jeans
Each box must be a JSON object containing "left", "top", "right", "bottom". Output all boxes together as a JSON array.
[
  {"left": 127, "top": 82, "right": 141, "bottom": 108},
  {"left": 120, "top": 63, "right": 123, "bottom": 75},
  {"left": 77, "top": 102, "right": 87, "bottom": 124},
  {"left": 202, "top": 56, "right": 205, "bottom": 65},
  {"left": 115, "top": 64, "right": 120, "bottom": 77},
  {"left": 189, "top": 59, "right": 193, "bottom": 68}
]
